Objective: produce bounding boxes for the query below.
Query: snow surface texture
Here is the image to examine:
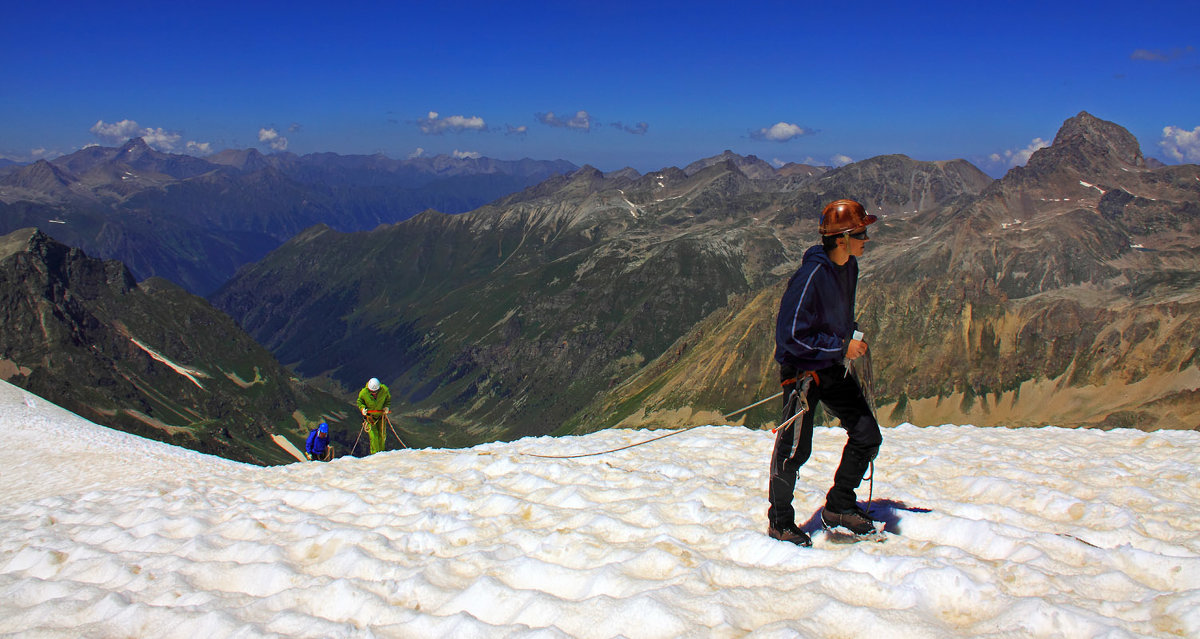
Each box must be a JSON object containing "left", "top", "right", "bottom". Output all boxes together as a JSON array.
[{"left": 1, "top": 379, "right": 1197, "bottom": 638}]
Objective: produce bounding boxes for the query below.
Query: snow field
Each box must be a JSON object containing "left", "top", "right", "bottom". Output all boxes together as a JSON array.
[{"left": 1, "top": 380, "right": 1197, "bottom": 637}]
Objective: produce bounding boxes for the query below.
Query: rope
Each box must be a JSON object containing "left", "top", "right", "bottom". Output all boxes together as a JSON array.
[
  {"left": 384, "top": 414, "right": 409, "bottom": 449},
  {"left": 849, "top": 350, "right": 878, "bottom": 519},
  {"left": 864, "top": 460, "right": 875, "bottom": 519},
  {"left": 352, "top": 409, "right": 385, "bottom": 456},
  {"left": 524, "top": 391, "right": 784, "bottom": 460}
]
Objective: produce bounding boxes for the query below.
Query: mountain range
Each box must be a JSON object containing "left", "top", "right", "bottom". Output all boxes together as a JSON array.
[
  {"left": 212, "top": 112, "right": 1198, "bottom": 445},
  {"left": 603, "top": 112, "right": 1200, "bottom": 434},
  {"left": 3, "top": 111, "right": 1195, "bottom": 459},
  {"left": 0, "top": 142, "right": 576, "bottom": 295}
]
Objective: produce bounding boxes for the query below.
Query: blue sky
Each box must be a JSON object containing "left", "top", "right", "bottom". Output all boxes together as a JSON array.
[{"left": 3, "top": 0, "right": 1198, "bottom": 177}]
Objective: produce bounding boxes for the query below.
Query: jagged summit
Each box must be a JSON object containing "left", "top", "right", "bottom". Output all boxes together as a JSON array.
[
  {"left": 1, "top": 227, "right": 136, "bottom": 296},
  {"left": 604, "top": 167, "right": 642, "bottom": 180},
  {"left": 117, "top": 136, "right": 153, "bottom": 154},
  {"left": 1021, "top": 111, "right": 1147, "bottom": 181},
  {"left": 1053, "top": 111, "right": 1143, "bottom": 162},
  {"left": 804, "top": 153, "right": 993, "bottom": 217},
  {"left": 684, "top": 151, "right": 777, "bottom": 179}
]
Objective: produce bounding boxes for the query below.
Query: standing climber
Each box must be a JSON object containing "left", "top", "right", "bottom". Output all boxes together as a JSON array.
[
  {"left": 357, "top": 377, "right": 391, "bottom": 455},
  {"left": 767, "top": 198, "right": 882, "bottom": 546}
]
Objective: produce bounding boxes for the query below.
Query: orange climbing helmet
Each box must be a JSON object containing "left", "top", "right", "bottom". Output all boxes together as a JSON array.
[{"left": 819, "top": 199, "right": 877, "bottom": 236}]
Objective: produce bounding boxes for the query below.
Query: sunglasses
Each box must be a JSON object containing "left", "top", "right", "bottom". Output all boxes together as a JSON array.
[{"left": 847, "top": 230, "right": 869, "bottom": 240}]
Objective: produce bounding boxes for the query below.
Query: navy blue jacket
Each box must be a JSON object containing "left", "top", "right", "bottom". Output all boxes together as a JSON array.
[
  {"left": 305, "top": 429, "right": 330, "bottom": 456},
  {"left": 774, "top": 245, "right": 858, "bottom": 371}
]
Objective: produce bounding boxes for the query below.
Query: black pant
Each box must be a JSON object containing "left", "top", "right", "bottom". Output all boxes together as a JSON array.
[{"left": 768, "top": 363, "right": 881, "bottom": 527}]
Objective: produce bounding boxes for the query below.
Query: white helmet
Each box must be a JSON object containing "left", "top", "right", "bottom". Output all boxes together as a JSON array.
[{"left": 367, "top": 378, "right": 381, "bottom": 392}]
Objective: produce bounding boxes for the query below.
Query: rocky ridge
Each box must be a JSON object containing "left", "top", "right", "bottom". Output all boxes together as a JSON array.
[{"left": 0, "top": 228, "right": 345, "bottom": 464}]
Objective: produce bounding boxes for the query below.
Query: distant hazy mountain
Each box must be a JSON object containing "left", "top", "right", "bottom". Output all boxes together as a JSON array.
[
  {"left": 0, "top": 228, "right": 347, "bottom": 464},
  {"left": 212, "top": 146, "right": 998, "bottom": 445},
  {"left": 0, "top": 140, "right": 577, "bottom": 294}
]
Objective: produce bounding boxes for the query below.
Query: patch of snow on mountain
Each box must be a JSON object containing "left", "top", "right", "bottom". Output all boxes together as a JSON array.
[{"left": 129, "top": 337, "right": 208, "bottom": 388}]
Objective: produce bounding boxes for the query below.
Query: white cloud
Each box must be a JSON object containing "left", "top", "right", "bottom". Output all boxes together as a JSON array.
[
  {"left": 258, "top": 128, "right": 288, "bottom": 151},
  {"left": 452, "top": 149, "right": 482, "bottom": 159},
  {"left": 419, "top": 111, "right": 487, "bottom": 134},
  {"left": 795, "top": 154, "right": 855, "bottom": 167},
  {"left": 90, "top": 119, "right": 211, "bottom": 155},
  {"left": 536, "top": 110, "right": 593, "bottom": 131},
  {"left": 140, "top": 127, "right": 182, "bottom": 151},
  {"left": 991, "top": 137, "right": 1051, "bottom": 168},
  {"left": 750, "top": 122, "right": 812, "bottom": 142},
  {"left": 1160, "top": 125, "right": 1200, "bottom": 162},
  {"left": 91, "top": 119, "right": 143, "bottom": 143},
  {"left": 506, "top": 125, "right": 528, "bottom": 136},
  {"left": 408, "top": 147, "right": 426, "bottom": 159}
]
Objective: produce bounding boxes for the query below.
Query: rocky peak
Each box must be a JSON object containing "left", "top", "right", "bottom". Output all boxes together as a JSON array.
[
  {"left": 684, "top": 151, "right": 777, "bottom": 179},
  {"left": 565, "top": 165, "right": 607, "bottom": 191},
  {"left": 0, "top": 227, "right": 137, "bottom": 297},
  {"left": 0, "top": 159, "right": 77, "bottom": 192},
  {"left": 811, "top": 154, "right": 992, "bottom": 215},
  {"left": 685, "top": 158, "right": 759, "bottom": 190},
  {"left": 116, "top": 136, "right": 153, "bottom": 160},
  {"left": 1024, "top": 111, "right": 1145, "bottom": 177},
  {"left": 1053, "top": 112, "right": 1142, "bottom": 158},
  {"left": 604, "top": 167, "right": 641, "bottom": 181}
]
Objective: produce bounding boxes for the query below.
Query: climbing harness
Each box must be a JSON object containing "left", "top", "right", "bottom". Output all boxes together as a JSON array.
[
  {"left": 780, "top": 373, "right": 816, "bottom": 463},
  {"left": 355, "top": 409, "right": 386, "bottom": 455},
  {"left": 346, "top": 411, "right": 409, "bottom": 456}
]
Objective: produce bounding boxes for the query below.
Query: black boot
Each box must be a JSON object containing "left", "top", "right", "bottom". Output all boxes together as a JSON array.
[{"left": 768, "top": 522, "right": 812, "bottom": 547}]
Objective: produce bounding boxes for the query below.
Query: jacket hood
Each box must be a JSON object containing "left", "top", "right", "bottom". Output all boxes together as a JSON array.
[
  {"left": 802, "top": 244, "right": 833, "bottom": 269},
  {"left": 802, "top": 244, "right": 855, "bottom": 271}
]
